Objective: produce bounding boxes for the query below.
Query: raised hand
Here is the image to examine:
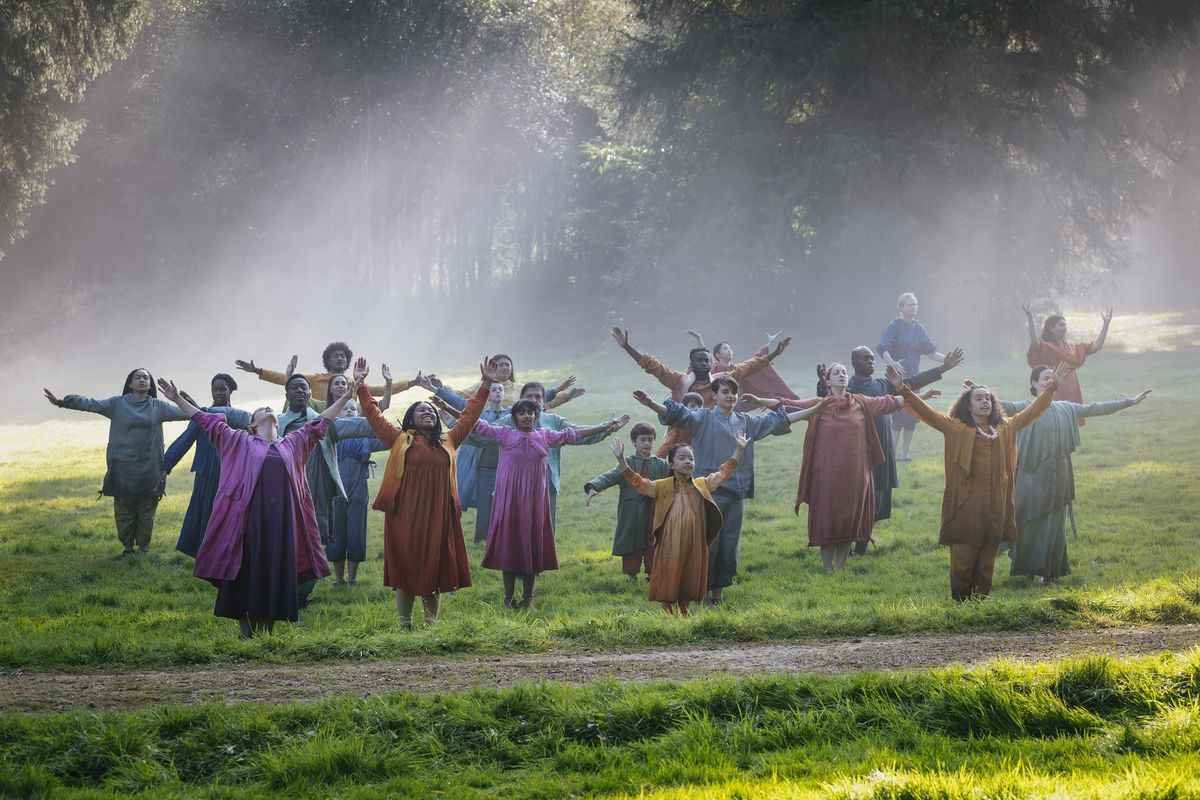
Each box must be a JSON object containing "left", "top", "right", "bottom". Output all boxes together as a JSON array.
[
  {"left": 481, "top": 357, "right": 499, "bottom": 383},
  {"left": 632, "top": 390, "right": 653, "bottom": 408},
  {"left": 942, "top": 347, "right": 965, "bottom": 371},
  {"left": 961, "top": 379, "right": 976, "bottom": 392},
  {"left": 156, "top": 378, "right": 182, "bottom": 404},
  {"left": 555, "top": 375, "right": 577, "bottom": 393},
  {"left": 611, "top": 439, "right": 626, "bottom": 464},
  {"left": 381, "top": 363, "right": 392, "bottom": 382},
  {"left": 353, "top": 356, "right": 369, "bottom": 384},
  {"left": 686, "top": 329, "right": 705, "bottom": 347},
  {"left": 1047, "top": 362, "right": 1069, "bottom": 391},
  {"left": 43, "top": 388, "right": 62, "bottom": 407},
  {"left": 179, "top": 390, "right": 200, "bottom": 408},
  {"left": 885, "top": 364, "right": 903, "bottom": 389},
  {"left": 609, "top": 414, "right": 631, "bottom": 433},
  {"left": 609, "top": 327, "right": 630, "bottom": 349},
  {"left": 771, "top": 335, "right": 792, "bottom": 356},
  {"left": 234, "top": 359, "right": 258, "bottom": 374},
  {"left": 766, "top": 330, "right": 783, "bottom": 348},
  {"left": 919, "top": 388, "right": 942, "bottom": 401},
  {"left": 1101, "top": 307, "right": 1114, "bottom": 325},
  {"left": 285, "top": 354, "right": 298, "bottom": 379},
  {"left": 1021, "top": 303, "right": 1034, "bottom": 319},
  {"left": 1131, "top": 389, "right": 1152, "bottom": 404}
]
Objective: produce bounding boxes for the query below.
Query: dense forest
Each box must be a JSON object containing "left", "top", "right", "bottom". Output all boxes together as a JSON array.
[{"left": 3, "top": 0, "right": 1199, "bottom": 389}]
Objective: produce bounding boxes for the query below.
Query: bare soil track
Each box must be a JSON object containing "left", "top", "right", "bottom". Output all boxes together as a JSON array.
[{"left": 4, "top": 625, "right": 1200, "bottom": 713}]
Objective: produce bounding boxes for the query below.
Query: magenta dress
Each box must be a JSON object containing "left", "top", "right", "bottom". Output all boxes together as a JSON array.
[{"left": 473, "top": 420, "right": 578, "bottom": 575}]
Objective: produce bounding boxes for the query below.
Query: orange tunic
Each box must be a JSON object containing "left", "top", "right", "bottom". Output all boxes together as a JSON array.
[
  {"left": 260, "top": 368, "right": 412, "bottom": 403},
  {"left": 1026, "top": 339, "right": 1095, "bottom": 415},
  {"left": 624, "top": 459, "right": 736, "bottom": 603}
]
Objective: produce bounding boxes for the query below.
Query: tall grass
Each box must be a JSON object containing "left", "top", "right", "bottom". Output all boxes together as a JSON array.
[
  {"left": 1, "top": 350, "right": 1197, "bottom": 669},
  {"left": 3, "top": 653, "right": 1200, "bottom": 798}
]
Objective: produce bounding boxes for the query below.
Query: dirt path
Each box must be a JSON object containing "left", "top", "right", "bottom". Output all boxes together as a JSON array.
[{"left": 5, "top": 625, "right": 1200, "bottom": 713}]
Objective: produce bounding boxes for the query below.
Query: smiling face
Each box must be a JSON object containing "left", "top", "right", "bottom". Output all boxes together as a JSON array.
[
  {"left": 670, "top": 445, "right": 696, "bottom": 477},
  {"left": 127, "top": 369, "right": 152, "bottom": 395},
  {"left": 850, "top": 348, "right": 874, "bottom": 378},
  {"left": 210, "top": 377, "right": 232, "bottom": 407},
  {"left": 410, "top": 402, "right": 438, "bottom": 430},
  {"left": 713, "top": 382, "right": 738, "bottom": 411},
  {"left": 286, "top": 378, "right": 311, "bottom": 411},
  {"left": 827, "top": 363, "right": 849, "bottom": 390},
  {"left": 327, "top": 374, "right": 350, "bottom": 403},
  {"left": 970, "top": 387, "right": 993, "bottom": 418}
]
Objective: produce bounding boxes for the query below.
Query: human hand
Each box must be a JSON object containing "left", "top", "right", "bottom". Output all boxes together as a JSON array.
[
  {"left": 1131, "top": 389, "right": 1151, "bottom": 404},
  {"left": 1101, "top": 307, "right": 1114, "bottom": 325},
  {"left": 919, "top": 388, "right": 942, "bottom": 401},
  {"left": 285, "top": 354, "right": 298, "bottom": 379},
  {"left": 632, "top": 390, "right": 653, "bottom": 408},
  {"left": 555, "top": 375, "right": 577, "bottom": 394},
  {"left": 43, "top": 388, "right": 62, "bottom": 407},
  {"left": 234, "top": 359, "right": 258, "bottom": 374},
  {"left": 481, "top": 357, "right": 499, "bottom": 382},
  {"left": 772, "top": 335, "right": 792, "bottom": 356},
  {"left": 156, "top": 378, "right": 182, "bottom": 404},
  {"left": 610, "top": 327, "right": 630, "bottom": 348},
  {"left": 353, "top": 357, "right": 369, "bottom": 383},
  {"left": 610, "top": 414, "right": 631, "bottom": 433},
  {"left": 942, "top": 348, "right": 965, "bottom": 371},
  {"left": 585, "top": 488, "right": 599, "bottom": 506},
  {"left": 381, "top": 363, "right": 392, "bottom": 382}
]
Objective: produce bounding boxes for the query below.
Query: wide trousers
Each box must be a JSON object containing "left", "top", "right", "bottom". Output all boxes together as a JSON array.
[
  {"left": 114, "top": 495, "right": 159, "bottom": 550},
  {"left": 949, "top": 542, "right": 1000, "bottom": 601},
  {"left": 707, "top": 488, "right": 744, "bottom": 590}
]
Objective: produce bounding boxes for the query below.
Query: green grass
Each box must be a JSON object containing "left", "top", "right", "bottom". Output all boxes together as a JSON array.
[
  {"left": 3, "top": 653, "right": 1200, "bottom": 798},
  {"left": 1, "top": 348, "right": 1197, "bottom": 670}
]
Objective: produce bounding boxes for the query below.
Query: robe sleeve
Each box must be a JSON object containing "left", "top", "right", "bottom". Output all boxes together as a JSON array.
[
  {"left": 355, "top": 383, "right": 400, "bottom": 446},
  {"left": 1009, "top": 382, "right": 1055, "bottom": 431},
  {"left": 332, "top": 416, "right": 377, "bottom": 440},
  {"left": 1026, "top": 340, "right": 1050, "bottom": 368},
  {"left": 620, "top": 465, "right": 658, "bottom": 497},
  {"left": 1072, "top": 398, "right": 1133, "bottom": 419},
  {"left": 1000, "top": 400, "right": 1028, "bottom": 417},
  {"left": 745, "top": 409, "right": 788, "bottom": 441},
  {"left": 917, "top": 322, "right": 937, "bottom": 354},
  {"left": 163, "top": 420, "right": 201, "bottom": 474},
  {"left": 858, "top": 395, "right": 904, "bottom": 415},
  {"left": 543, "top": 427, "right": 580, "bottom": 449},
  {"left": 435, "top": 386, "right": 467, "bottom": 411},
  {"left": 878, "top": 320, "right": 900, "bottom": 358},
  {"left": 195, "top": 411, "right": 249, "bottom": 459},
  {"left": 257, "top": 367, "right": 289, "bottom": 387},
  {"left": 59, "top": 395, "right": 117, "bottom": 418},
  {"left": 899, "top": 384, "right": 958, "bottom": 435},
  {"left": 637, "top": 353, "right": 685, "bottom": 392},
  {"left": 366, "top": 378, "right": 413, "bottom": 398},
  {"left": 729, "top": 353, "right": 770, "bottom": 380},
  {"left": 905, "top": 364, "right": 947, "bottom": 392},
  {"left": 585, "top": 465, "right": 623, "bottom": 495},
  {"left": 448, "top": 384, "right": 492, "bottom": 449},
  {"left": 703, "top": 458, "right": 739, "bottom": 492},
  {"left": 155, "top": 398, "right": 191, "bottom": 423},
  {"left": 284, "top": 418, "right": 329, "bottom": 460},
  {"left": 660, "top": 399, "right": 701, "bottom": 430}
]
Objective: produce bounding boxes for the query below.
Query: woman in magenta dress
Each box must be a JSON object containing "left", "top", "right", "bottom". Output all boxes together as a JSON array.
[
  {"left": 156, "top": 375, "right": 358, "bottom": 637},
  {"left": 475, "top": 401, "right": 622, "bottom": 609}
]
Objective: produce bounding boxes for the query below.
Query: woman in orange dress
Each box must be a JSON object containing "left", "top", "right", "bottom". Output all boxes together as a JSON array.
[
  {"left": 1023, "top": 304, "right": 1113, "bottom": 422},
  {"left": 355, "top": 357, "right": 497, "bottom": 629},
  {"left": 613, "top": 433, "right": 748, "bottom": 616}
]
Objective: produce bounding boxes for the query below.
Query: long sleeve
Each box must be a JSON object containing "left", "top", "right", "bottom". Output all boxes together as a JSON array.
[
  {"left": 637, "top": 353, "right": 685, "bottom": 393},
  {"left": 1072, "top": 398, "right": 1133, "bottom": 420},
  {"left": 543, "top": 427, "right": 580, "bottom": 449},
  {"left": 585, "top": 465, "right": 623, "bottom": 495},
  {"left": 470, "top": 418, "right": 504, "bottom": 443},
  {"left": 857, "top": 395, "right": 904, "bottom": 416},
  {"left": 59, "top": 395, "right": 117, "bottom": 418},
  {"left": 660, "top": 399, "right": 701, "bottom": 430},
  {"left": 194, "top": 411, "right": 245, "bottom": 458},
  {"left": 283, "top": 418, "right": 330, "bottom": 461},
  {"left": 878, "top": 321, "right": 899, "bottom": 359},
  {"left": 355, "top": 383, "right": 400, "bottom": 446},
  {"left": 703, "top": 458, "right": 739, "bottom": 492},
  {"left": 366, "top": 379, "right": 412, "bottom": 398},
  {"left": 163, "top": 421, "right": 201, "bottom": 474},
  {"left": 744, "top": 409, "right": 788, "bottom": 441},
  {"left": 1010, "top": 383, "right": 1056, "bottom": 431},
  {"left": 435, "top": 386, "right": 467, "bottom": 412},
  {"left": 728, "top": 354, "right": 770, "bottom": 381},
  {"left": 448, "top": 383, "right": 492, "bottom": 448},
  {"left": 899, "top": 384, "right": 958, "bottom": 435},
  {"left": 620, "top": 464, "right": 658, "bottom": 497},
  {"left": 154, "top": 398, "right": 191, "bottom": 423},
  {"left": 257, "top": 367, "right": 289, "bottom": 387},
  {"left": 332, "top": 416, "right": 378, "bottom": 441},
  {"left": 905, "top": 364, "right": 947, "bottom": 392}
]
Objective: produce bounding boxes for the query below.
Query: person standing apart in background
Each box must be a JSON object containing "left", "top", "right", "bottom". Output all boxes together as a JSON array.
[
  {"left": 878, "top": 292, "right": 949, "bottom": 461},
  {"left": 1023, "top": 304, "right": 1114, "bottom": 425}
]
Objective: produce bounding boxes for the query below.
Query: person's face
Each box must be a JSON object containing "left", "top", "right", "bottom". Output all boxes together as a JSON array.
[
  {"left": 1052, "top": 319, "right": 1068, "bottom": 340},
  {"left": 328, "top": 375, "right": 349, "bottom": 402},
  {"left": 850, "top": 349, "right": 874, "bottom": 377},
  {"left": 714, "top": 343, "right": 733, "bottom": 363},
  {"left": 691, "top": 351, "right": 712, "bottom": 374},
  {"left": 1032, "top": 369, "right": 1054, "bottom": 396},
  {"left": 287, "top": 379, "right": 311, "bottom": 409},
  {"left": 515, "top": 407, "right": 537, "bottom": 431},
  {"left": 828, "top": 364, "right": 849, "bottom": 389},
  {"left": 340, "top": 401, "right": 358, "bottom": 418},
  {"left": 714, "top": 383, "right": 738, "bottom": 410},
  {"left": 328, "top": 349, "right": 349, "bottom": 372},
  {"left": 671, "top": 446, "right": 695, "bottom": 477},
  {"left": 493, "top": 357, "right": 513, "bottom": 381},
  {"left": 128, "top": 369, "right": 152, "bottom": 394},
  {"left": 488, "top": 382, "right": 505, "bottom": 405},
  {"left": 210, "top": 378, "right": 232, "bottom": 407},
  {"left": 633, "top": 434, "right": 655, "bottom": 458},
  {"left": 411, "top": 402, "right": 438, "bottom": 430},
  {"left": 250, "top": 408, "right": 277, "bottom": 437},
  {"left": 521, "top": 388, "right": 545, "bottom": 409},
  {"left": 970, "top": 388, "right": 993, "bottom": 419},
  {"left": 900, "top": 298, "right": 918, "bottom": 320}
]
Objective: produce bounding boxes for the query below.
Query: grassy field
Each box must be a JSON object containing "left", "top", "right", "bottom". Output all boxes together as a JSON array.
[
  {"left": 0, "top": 347, "right": 1197, "bottom": 670},
  {"left": 3, "top": 653, "right": 1200, "bottom": 798}
]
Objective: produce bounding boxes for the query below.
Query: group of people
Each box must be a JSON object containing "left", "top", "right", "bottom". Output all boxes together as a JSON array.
[{"left": 42, "top": 293, "right": 1150, "bottom": 634}]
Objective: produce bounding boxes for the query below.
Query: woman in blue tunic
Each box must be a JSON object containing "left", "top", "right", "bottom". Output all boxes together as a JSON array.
[
  {"left": 329, "top": 399, "right": 390, "bottom": 586},
  {"left": 878, "top": 292, "right": 948, "bottom": 461},
  {"left": 44, "top": 368, "right": 189, "bottom": 555},
  {"left": 163, "top": 373, "right": 251, "bottom": 557}
]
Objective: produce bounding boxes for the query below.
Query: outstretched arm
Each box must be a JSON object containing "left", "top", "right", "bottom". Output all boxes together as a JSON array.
[
  {"left": 156, "top": 379, "right": 203, "bottom": 418},
  {"left": 1021, "top": 304, "right": 1038, "bottom": 349},
  {"left": 447, "top": 359, "right": 500, "bottom": 448},
  {"left": 784, "top": 396, "right": 832, "bottom": 423},
  {"left": 352, "top": 359, "right": 400, "bottom": 446},
  {"left": 1090, "top": 307, "right": 1114, "bottom": 354},
  {"left": 632, "top": 390, "right": 669, "bottom": 418},
  {"left": 610, "top": 326, "right": 644, "bottom": 363},
  {"left": 163, "top": 421, "right": 201, "bottom": 474},
  {"left": 45, "top": 390, "right": 117, "bottom": 418},
  {"left": 1074, "top": 389, "right": 1149, "bottom": 420}
]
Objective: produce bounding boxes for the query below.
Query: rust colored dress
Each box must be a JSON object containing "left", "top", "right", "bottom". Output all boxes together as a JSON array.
[{"left": 1027, "top": 339, "right": 1095, "bottom": 422}]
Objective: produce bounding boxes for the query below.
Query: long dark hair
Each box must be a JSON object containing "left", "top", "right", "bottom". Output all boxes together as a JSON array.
[
  {"left": 949, "top": 385, "right": 1002, "bottom": 429},
  {"left": 1041, "top": 314, "right": 1065, "bottom": 342},
  {"left": 121, "top": 368, "right": 157, "bottom": 398},
  {"left": 401, "top": 401, "right": 443, "bottom": 445},
  {"left": 1029, "top": 365, "right": 1052, "bottom": 396},
  {"left": 492, "top": 353, "right": 516, "bottom": 383},
  {"left": 510, "top": 399, "right": 540, "bottom": 425}
]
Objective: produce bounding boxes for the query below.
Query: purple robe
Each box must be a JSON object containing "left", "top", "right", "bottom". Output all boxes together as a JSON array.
[{"left": 193, "top": 412, "right": 331, "bottom": 584}]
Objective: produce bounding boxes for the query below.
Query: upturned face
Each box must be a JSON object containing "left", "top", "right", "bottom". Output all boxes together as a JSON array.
[
  {"left": 493, "top": 357, "right": 513, "bottom": 382},
  {"left": 1032, "top": 369, "right": 1054, "bottom": 396},
  {"left": 970, "top": 387, "right": 993, "bottom": 418},
  {"left": 328, "top": 349, "right": 350, "bottom": 372},
  {"left": 714, "top": 343, "right": 733, "bottom": 363},
  {"left": 411, "top": 402, "right": 438, "bottom": 430},
  {"left": 691, "top": 350, "right": 712, "bottom": 374},
  {"left": 128, "top": 369, "right": 152, "bottom": 394},
  {"left": 211, "top": 378, "right": 232, "bottom": 407},
  {"left": 250, "top": 407, "right": 277, "bottom": 437},
  {"left": 828, "top": 363, "right": 849, "bottom": 390},
  {"left": 488, "top": 382, "right": 505, "bottom": 406},
  {"left": 671, "top": 446, "right": 696, "bottom": 477},
  {"left": 850, "top": 348, "right": 875, "bottom": 377},
  {"left": 514, "top": 407, "right": 538, "bottom": 431},
  {"left": 327, "top": 375, "right": 350, "bottom": 403},
  {"left": 633, "top": 434, "right": 655, "bottom": 458},
  {"left": 714, "top": 383, "right": 738, "bottom": 411},
  {"left": 287, "top": 378, "right": 311, "bottom": 410},
  {"left": 900, "top": 298, "right": 918, "bottom": 320}
]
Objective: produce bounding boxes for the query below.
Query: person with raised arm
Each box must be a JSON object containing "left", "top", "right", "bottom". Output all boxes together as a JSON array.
[
  {"left": 156, "top": 373, "right": 357, "bottom": 637},
  {"left": 353, "top": 357, "right": 493, "bottom": 628},
  {"left": 612, "top": 326, "right": 792, "bottom": 458},
  {"left": 633, "top": 376, "right": 792, "bottom": 606},
  {"left": 474, "top": 399, "right": 628, "bottom": 610},
  {"left": 428, "top": 354, "right": 583, "bottom": 411},
  {"left": 44, "top": 368, "right": 190, "bottom": 555},
  {"left": 896, "top": 363, "right": 1065, "bottom": 601},
  {"left": 328, "top": 398, "right": 390, "bottom": 587},
  {"left": 163, "top": 373, "right": 251, "bottom": 557},
  {"left": 234, "top": 341, "right": 411, "bottom": 405},
  {"left": 687, "top": 330, "right": 800, "bottom": 410},
  {"left": 1001, "top": 366, "right": 1151, "bottom": 583},
  {"left": 1023, "top": 305, "right": 1114, "bottom": 424},
  {"left": 612, "top": 432, "right": 749, "bottom": 615},
  {"left": 878, "top": 292, "right": 949, "bottom": 461}
]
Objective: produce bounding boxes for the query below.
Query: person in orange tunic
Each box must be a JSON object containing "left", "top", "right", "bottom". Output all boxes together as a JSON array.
[
  {"left": 354, "top": 356, "right": 497, "bottom": 629},
  {"left": 613, "top": 432, "right": 747, "bottom": 615},
  {"left": 1023, "top": 305, "right": 1113, "bottom": 423},
  {"left": 235, "top": 341, "right": 412, "bottom": 405},
  {"left": 687, "top": 330, "right": 800, "bottom": 410},
  {"left": 897, "top": 364, "right": 1064, "bottom": 601}
]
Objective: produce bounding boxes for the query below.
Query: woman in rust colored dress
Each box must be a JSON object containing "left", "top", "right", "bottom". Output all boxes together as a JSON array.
[
  {"left": 355, "top": 357, "right": 496, "bottom": 629},
  {"left": 1023, "top": 304, "right": 1113, "bottom": 423}
]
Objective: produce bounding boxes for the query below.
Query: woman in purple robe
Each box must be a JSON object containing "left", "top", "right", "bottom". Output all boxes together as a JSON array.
[{"left": 156, "top": 375, "right": 358, "bottom": 637}]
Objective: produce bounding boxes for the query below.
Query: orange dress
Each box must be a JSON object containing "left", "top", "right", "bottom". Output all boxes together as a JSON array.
[{"left": 1027, "top": 339, "right": 1095, "bottom": 421}]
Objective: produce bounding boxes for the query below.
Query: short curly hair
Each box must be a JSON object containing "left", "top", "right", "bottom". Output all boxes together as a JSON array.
[{"left": 322, "top": 341, "right": 353, "bottom": 371}]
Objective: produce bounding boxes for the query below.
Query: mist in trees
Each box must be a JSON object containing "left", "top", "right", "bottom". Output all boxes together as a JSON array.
[{"left": 3, "top": 0, "right": 1198, "bottom": 419}]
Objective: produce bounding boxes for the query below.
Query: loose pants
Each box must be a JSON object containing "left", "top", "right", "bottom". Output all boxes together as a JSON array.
[
  {"left": 707, "top": 488, "right": 744, "bottom": 590},
  {"left": 114, "top": 495, "right": 159, "bottom": 551},
  {"left": 949, "top": 542, "right": 999, "bottom": 601}
]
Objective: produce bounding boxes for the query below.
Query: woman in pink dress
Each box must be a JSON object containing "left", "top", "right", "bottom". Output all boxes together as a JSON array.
[
  {"left": 475, "top": 401, "right": 623, "bottom": 609},
  {"left": 1023, "top": 304, "right": 1113, "bottom": 424}
]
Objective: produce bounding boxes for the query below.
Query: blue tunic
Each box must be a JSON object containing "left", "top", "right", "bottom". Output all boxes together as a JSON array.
[
  {"left": 879, "top": 318, "right": 937, "bottom": 430},
  {"left": 328, "top": 435, "right": 389, "bottom": 563},
  {"left": 163, "top": 407, "right": 251, "bottom": 557}
]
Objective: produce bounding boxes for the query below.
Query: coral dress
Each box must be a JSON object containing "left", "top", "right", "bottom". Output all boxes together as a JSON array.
[
  {"left": 1027, "top": 339, "right": 1095, "bottom": 422},
  {"left": 475, "top": 422, "right": 578, "bottom": 575}
]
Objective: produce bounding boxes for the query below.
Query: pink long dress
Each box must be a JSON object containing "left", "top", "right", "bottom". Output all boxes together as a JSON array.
[{"left": 474, "top": 421, "right": 579, "bottom": 575}]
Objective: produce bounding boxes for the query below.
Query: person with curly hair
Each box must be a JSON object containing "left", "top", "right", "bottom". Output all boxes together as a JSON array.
[{"left": 234, "top": 341, "right": 412, "bottom": 405}]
